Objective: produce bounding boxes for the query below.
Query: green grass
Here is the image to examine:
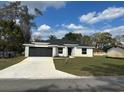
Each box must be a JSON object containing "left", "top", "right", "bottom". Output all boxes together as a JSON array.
[
  {"left": 0, "top": 56, "right": 25, "bottom": 70},
  {"left": 53, "top": 56, "right": 124, "bottom": 76}
]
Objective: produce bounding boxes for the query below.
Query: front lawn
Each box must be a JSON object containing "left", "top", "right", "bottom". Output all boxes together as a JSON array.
[
  {"left": 0, "top": 56, "right": 25, "bottom": 70},
  {"left": 53, "top": 56, "right": 124, "bottom": 76}
]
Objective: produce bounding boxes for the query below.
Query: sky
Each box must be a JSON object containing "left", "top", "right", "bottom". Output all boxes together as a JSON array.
[{"left": 1, "top": 1, "right": 124, "bottom": 40}]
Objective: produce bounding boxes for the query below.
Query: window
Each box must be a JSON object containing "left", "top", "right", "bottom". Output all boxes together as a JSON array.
[
  {"left": 58, "top": 48, "right": 63, "bottom": 54},
  {"left": 82, "top": 48, "right": 87, "bottom": 54}
]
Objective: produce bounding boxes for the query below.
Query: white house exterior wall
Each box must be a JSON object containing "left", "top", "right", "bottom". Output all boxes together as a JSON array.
[
  {"left": 25, "top": 46, "right": 29, "bottom": 57},
  {"left": 87, "top": 48, "right": 93, "bottom": 57},
  {"left": 73, "top": 47, "right": 93, "bottom": 57},
  {"left": 58, "top": 47, "right": 68, "bottom": 57},
  {"left": 71, "top": 47, "right": 75, "bottom": 56},
  {"left": 52, "top": 47, "right": 57, "bottom": 57},
  {"left": 33, "top": 45, "right": 51, "bottom": 47},
  {"left": 63, "top": 47, "right": 68, "bottom": 57}
]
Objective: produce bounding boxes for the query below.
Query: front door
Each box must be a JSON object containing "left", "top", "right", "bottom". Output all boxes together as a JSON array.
[{"left": 68, "top": 47, "right": 72, "bottom": 56}]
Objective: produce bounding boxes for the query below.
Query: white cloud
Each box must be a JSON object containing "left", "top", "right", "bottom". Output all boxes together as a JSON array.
[
  {"left": 65, "top": 23, "right": 84, "bottom": 30},
  {"left": 40, "top": 1, "right": 66, "bottom": 10},
  {"left": 32, "top": 24, "right": 51, "bottom": 41},
  {"left": 79, "top": 7, "right": 124, "bottom": 24},
  {"left": 21, "top": 1, "right": 66, "bottom": 14},
  {"left": 31, "top": 31, "right": 42, "bottom": 41},
  {"left": 61, "top": 24, "right": 66, "bottom": 27},
  {"left": 103, "top": 25, "right": 124, "bottom": 37},
  {"left": 52, "top": 29, "right": 70, "bottom": 39},
  {"left": 63, "top": 23, "right": 92, "bottom": 34},
  {"left": 63, "top": 24, "right": 124, "bottom": 37},
  {"left": 38, "top": 24, "right": 51, "bottom": 31},
  {"left": 79, "top": 12, "right": 96, "bottom": 24}
]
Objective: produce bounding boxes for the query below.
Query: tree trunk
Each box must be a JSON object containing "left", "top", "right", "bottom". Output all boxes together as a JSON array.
[{"left": 21, "top": 21, "right": 31, "bottom": 43}]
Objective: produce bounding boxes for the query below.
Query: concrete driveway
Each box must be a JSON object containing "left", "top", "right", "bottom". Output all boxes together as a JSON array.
[{"left": 0, "top": 57, "right": 78, "bottom": 79}]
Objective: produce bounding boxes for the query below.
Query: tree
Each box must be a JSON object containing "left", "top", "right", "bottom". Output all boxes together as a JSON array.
[
  {"left": 91, "top": 32, "right": 118, "bottom": 51},
  {"left": 48, "top": 35, "right": 57, "bottom": 40},
  {"left": 62, "top": 32, "right": 82, "bottom": 41},
  {"left": 0, "top": 20, "right": 24, "bottom": 54},
  {"left": 81, "top": 35, "right": 92, "bottom": 45},
  {"left": 0, "top": 1, "right": 42, "bottom": 43}
]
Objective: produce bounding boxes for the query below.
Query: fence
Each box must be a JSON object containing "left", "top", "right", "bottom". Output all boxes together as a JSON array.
[
  {"left": 0, "top": 51, "right": 16, "bottom": 58},
  {"left": 94, "top": 52, "right": 106, "bottom": 56}
]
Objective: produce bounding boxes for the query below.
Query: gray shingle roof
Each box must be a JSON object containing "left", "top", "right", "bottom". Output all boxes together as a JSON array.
[{"left": 41, "top": 39, "right": 80, "bottom": 45}]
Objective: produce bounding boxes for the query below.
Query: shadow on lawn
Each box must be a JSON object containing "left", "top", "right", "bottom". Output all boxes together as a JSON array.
[{"left": 81, "top": 63, "right": 124, "bottom": 76}]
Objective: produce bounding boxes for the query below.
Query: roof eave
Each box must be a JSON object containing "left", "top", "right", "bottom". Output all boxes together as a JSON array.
[{"left": 77, "top": 46, "right": 95, "bottom": 48}]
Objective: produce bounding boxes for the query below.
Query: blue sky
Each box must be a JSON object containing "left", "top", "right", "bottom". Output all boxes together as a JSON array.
[
  {"left": 34, "top": 1, "right": 124, "bottom": 26},
  {"left": 1, "top": 1, "right": 124, "bottom": 40}
]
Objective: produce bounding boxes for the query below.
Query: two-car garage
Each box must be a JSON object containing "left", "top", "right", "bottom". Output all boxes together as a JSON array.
[{"left": 29, "top": 47, "right": 52, "bottom": 57}]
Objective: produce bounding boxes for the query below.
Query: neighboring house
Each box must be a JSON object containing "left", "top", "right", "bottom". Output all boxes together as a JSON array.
[
  {"left": 23, "top": 40, "right": 95, "bottom": 57},
  {"left": 107, "top": 45, "right": 124, "bottom": 58}
]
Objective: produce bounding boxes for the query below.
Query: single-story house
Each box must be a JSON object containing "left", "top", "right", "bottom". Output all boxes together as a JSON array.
[
  {"left": 107, "top": 45, "right": 124, "bottom": 58},
  {"left": 23, "top": 40, "right": 95, "bottom": 57}
]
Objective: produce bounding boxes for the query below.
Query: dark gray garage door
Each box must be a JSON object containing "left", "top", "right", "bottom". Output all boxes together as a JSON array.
[{"left": 29, "top": 47, "right": 52, "bottom": 57}]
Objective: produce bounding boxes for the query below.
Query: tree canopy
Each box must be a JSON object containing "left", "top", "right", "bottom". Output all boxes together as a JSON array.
[
  {"left": 0, "top": 1, "right": 42, "bottom": 43},
  {"left": 48, "top": 35, "right": 57, "bottom": 41},
  {"left": 91, "top": 32, "right": 118, "bottom": 51},
  {"left": 62, "top": 32, "right": 82, "bottom": 41},
  {"left": 81, "top": 35, "right": 92, "bottom": 46},
  {"left": 0, "top": 20, "right": 24, "bottom": 53}
]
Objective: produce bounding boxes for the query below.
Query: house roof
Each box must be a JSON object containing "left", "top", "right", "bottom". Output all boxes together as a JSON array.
[
  {"left": 40, "top": 39, "right": 80, "bottom": 45},
  {"left": 24, "top": 39, "right": 95, "bottom": 48}
]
